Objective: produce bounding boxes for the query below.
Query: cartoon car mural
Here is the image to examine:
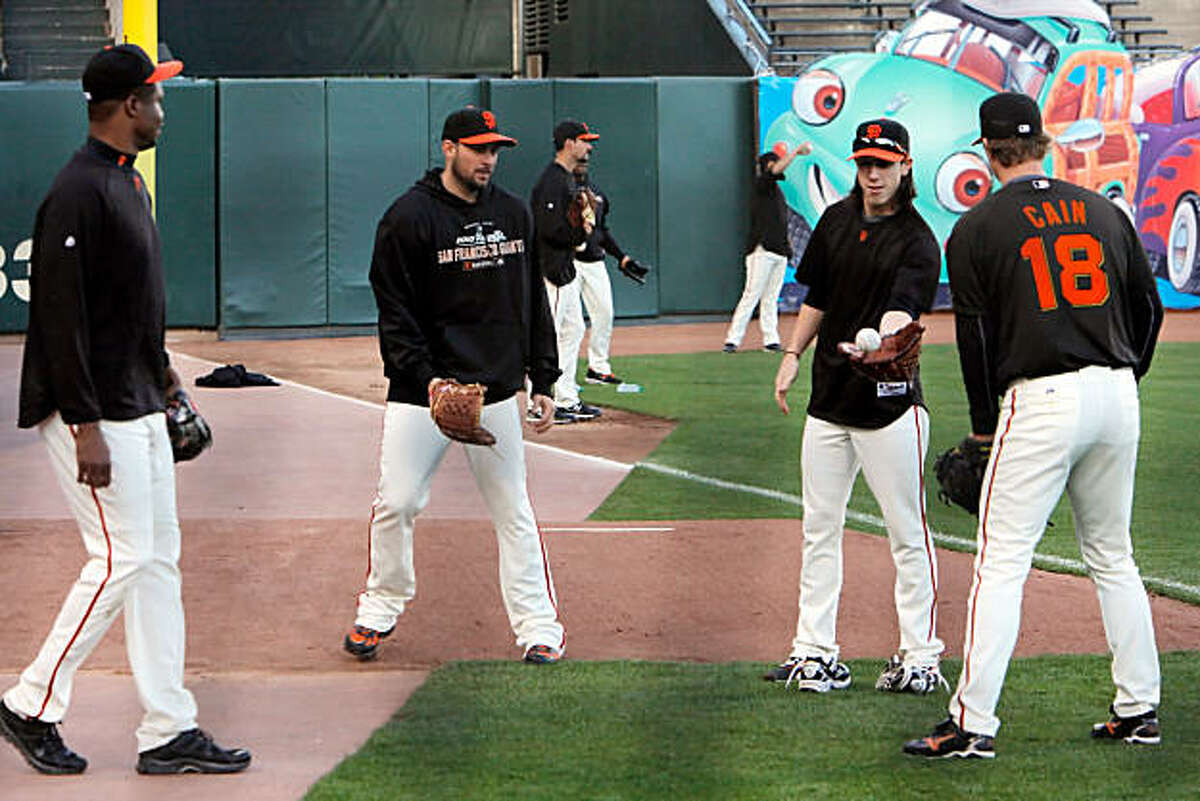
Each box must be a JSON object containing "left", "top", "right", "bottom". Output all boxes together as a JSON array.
[
  {"left": 761, "top": 0, "right": 1137, "bottom": 309},
  {"left": 1132, "top": 46, "right": 1200, "bottom": 295}
]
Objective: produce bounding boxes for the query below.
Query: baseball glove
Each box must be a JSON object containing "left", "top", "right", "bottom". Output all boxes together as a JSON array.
[
  {"left": 567, "top": 188, "right": 597, "bottom": 230},
  {"left": 619, "top": 257, "right": 650, "bottom": 285},
  {"left": 428, "top": 379, "right": 496, "bottom": 446},
  {"left": 933, "top": 436, "right": 992, "bottom": 515},
  {"left": 165, "top": 389, "right": 213, "bottom": 462},
  {"left": 838, "top": 320, "right": 924, "bottom": 383}
]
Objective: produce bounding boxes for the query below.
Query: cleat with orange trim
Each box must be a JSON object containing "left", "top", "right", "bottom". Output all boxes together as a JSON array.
[
  {"left": 522, "top": 644, "right": 563, "bottom": 664},
  {"left": 903, "top": 718, "right": 995, "bottom": 759},
  {"left": 343, "top": 624, "right": 394, "bottom": 661},
  {"left": 1091, "top": 706, "right": 1160, "bottom": 745}
]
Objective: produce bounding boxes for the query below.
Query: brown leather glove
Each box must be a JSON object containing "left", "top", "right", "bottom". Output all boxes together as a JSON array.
[
  {"left": 838, "top": 321, "right": 925, "bottom": 383},
  {"left": 428, "top": 379, "right": 496, "bottom": 446}
]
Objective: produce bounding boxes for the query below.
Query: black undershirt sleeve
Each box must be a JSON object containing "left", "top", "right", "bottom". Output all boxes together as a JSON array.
[
  {"left": 887, "top": 227, "right": 940, "bottom": 319},
  {"left": 1120, "top": 214, "right": 1164, "bottom": 379},
  {"left": 955, "top": 312, "right": 999, "bottom": 436}
]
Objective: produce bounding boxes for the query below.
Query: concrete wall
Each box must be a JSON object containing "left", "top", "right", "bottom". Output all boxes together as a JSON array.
[{"left": 1141, "top": 0, "right": 1200, "bottom": 54}]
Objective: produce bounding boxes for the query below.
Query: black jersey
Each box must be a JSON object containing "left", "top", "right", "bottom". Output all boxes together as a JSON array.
[
  {"left": 947, "top": 176, "right": 1162, "bottom": 400},
  {"left": 530, "top": 161, "right": 587, "bottom": 286},
  {"left": 800, "top": 195, "right": 941, "bottom": 429},
  {"left": 19, "top": 138, "right": 169, "bottom": 428},
  {"left": 748, "top": 170, "right": 791, "bottom": 258}
]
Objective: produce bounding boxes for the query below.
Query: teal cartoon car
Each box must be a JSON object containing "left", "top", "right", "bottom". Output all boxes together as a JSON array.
[{"left": 763, "top": 0, "right": 1138, "bottom": 308}]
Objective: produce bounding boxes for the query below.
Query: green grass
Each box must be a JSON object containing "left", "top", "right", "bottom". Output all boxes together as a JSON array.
[
  {"left": 581, "top": 343, "right": 1200, "bottom": 600},
  {"left": 305, "top": 653, "right": 1200, "bottom": 801}
]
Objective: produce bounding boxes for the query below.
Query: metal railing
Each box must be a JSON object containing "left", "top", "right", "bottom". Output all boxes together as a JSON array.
[{"left": 709, "top": 0, "right": 774, "bottom": 75}]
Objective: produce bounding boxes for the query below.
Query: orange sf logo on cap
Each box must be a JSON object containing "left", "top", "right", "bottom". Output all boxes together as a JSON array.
[
  {"left": 482, "top": 111, "right": 496, "bottom": 130},
  {"left": 866, "top": 124, "right": 882, "bottom": 139}
]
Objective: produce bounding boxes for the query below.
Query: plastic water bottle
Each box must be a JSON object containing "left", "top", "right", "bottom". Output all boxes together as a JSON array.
[{"left": 616, "top": 382, "right": 642, "bottom": 393}]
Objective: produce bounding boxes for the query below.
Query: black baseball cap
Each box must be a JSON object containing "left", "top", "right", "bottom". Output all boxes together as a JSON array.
[
  {"left": 441, "top": 107, "right": 517, "bottom": 147},
  {"left": 82, "top": 43, "right": 183, "bottom": 103},
  {"left": 972, "top": 92, "right": 1042, "bottom": 145},
  {"left": 553, "top": 119, "right": 600, "bottom": 149},
  {"left": 847, "top": 118, "right": 910, "bottom": 163}
]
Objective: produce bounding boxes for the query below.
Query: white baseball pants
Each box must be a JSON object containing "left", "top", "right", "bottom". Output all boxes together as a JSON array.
[
  {"left": 545, "top": 277, "right": 585, "bottom": 407},
  {"left": 790, "top": 407, "right": 943, "bottom": 667},
  {"left": 949, "top": 366, "right": 1159, "bottom": 737},
  {"left": 725, "top": 245, "right": 788, "bottom": 348},
  {"left": 3, "top": 412, "right": 198, "bottom": 752},
  {"left": 575, "top": 258, "right": 615, "bottom": 375},
  {"left": 354, "top": 397, "right": 564, "bottom": 652}
]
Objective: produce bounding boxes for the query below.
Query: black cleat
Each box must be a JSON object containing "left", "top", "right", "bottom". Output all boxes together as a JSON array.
[
  {"left": 1091, "top": 706, "right": 1160, "bottom": 744},
  {"left": 136, "top": 728, "right": 251, "bottom": 774},
  {"left": 904, "top": 717, "right": 995, "bottom": 759},
  {"left": 585, "top": 369, "right": 623, "bottom": 385},
  {"left": 343, "top": 624, "right": 395, "bottom": 661},
  {"left": 0, "top": 700, "right": 87, "bottom": 775}
]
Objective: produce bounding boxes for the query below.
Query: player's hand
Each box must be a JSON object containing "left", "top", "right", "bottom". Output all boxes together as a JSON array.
[
  {"left": 530, "top": 393, "right": 555, "bottom": 434},
  {"left": 164, "top": 366, "right": 183, "bottom": 397},
  {"left": 75, "top": 422, "right": 111, "bottom": 488},
  {"left": 774, "top": 353, "right": 800, "bottom": 415}
]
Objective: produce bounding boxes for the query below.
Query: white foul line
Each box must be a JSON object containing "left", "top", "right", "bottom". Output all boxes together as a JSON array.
[
  {"left": 542, "top": 526, "right": 675, "bottom": 533},
  {"left": 636, "top": 460, "right": 1200, "bottom": 604},
  {"left": 168, "top": 350, "right": 1199, "bottom": 603}
]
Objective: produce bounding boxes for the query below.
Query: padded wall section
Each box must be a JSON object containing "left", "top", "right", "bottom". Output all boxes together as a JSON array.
[
  {"left": 488, "top": 79, "right": 555, "bottom": 201},
  {"left": 160, "top": 0, "right": 513, "bottom": 77},
  {"left": 219, "top": 79, "right": 328, "bottom": 327},
  {"left": 554, "top": 79, "right": 659, "bottom": 318},
  {"left": 426, "top": 80, "right": 484, "bottom": 168},
  {"left": 0, "top": 85, "right": 85, "bottom": 333},
  {"left": 327, "top": 80, "right": 430, "bottom": 325},
  {"left": 656, "top": 78, "right": 754, "bottom": 314},
  {"left": 157, "top": 80, "right": 217, "bottom": 327}
]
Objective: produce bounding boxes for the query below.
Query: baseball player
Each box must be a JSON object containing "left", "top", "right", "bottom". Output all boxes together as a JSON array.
[
  {"left": 770, "top": 119, "right": 945, "bottom": 694},
  {"left": 530, "top": 119, "right": 603, "bottom": 423},
  {"left": 343, "top": 107, "right": 566, "bottom": 665},
  {"left": 723, "top": 141, "right": 811, "bottom": 353},
  {"left": 570, "top": 163, "right": 650, "bottom": 386},
  {"left": 1, "top": 44, "right": 250, "bottom": 776},
  {"left": 905, "top": 93, "right": 1163, "bottom": 759}
]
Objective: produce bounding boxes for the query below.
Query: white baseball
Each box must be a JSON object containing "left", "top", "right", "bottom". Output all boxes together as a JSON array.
[{"left": 855, "top": 327, "right": 882, "bottom": 352}]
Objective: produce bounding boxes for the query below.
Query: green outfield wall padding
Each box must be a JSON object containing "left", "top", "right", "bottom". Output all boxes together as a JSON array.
[
  {"left": 488, "top": 80, "right": 555, "bottom": 201},
  {"left": 157, "top": 80, "right": 217, "bottom": 328},
  {"left": 327, "top": 80, "right": 431, "bottom": 325},
  {"left": 547, "top": 0, "right": 750, "bottom": 77},
  {"left": 160, "top": 0, "right": 513, "bottom": 78},
  {"left": 0, "top": 84, "right": 86, "bottom": 333},
  {"left": 426, "top": 80, "right": 484, "bottom": 168},
  {"left": 219, "top": 79, "right": 328, "bottom": 328},
  {"left": 656, "top": 78, "right": 755, "bottom": 314},
  {"left": 554, "top": 79, "right": 659, "bottom": 319}
]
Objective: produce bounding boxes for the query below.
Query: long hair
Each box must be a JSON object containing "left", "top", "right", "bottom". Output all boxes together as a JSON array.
[{"left": 849, "top": 167, "right": 917, "bottom": 210}]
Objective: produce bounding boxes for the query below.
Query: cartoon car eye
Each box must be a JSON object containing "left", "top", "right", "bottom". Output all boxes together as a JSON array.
[
  {"left": 792, "top": 69, "right": 845, "bottom": 125},
  {"left": 935, "top": 152, "right": 992, "bottom": 213}
]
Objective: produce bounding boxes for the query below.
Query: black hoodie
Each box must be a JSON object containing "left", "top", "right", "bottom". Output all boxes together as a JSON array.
[{"left": 369, "top": 169, "right": 560, "bottom": 406}]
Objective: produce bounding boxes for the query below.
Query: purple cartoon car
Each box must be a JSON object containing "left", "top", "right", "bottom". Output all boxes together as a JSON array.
[{"left": 1132, "top": 46, "right": 1200, "bottom": 294}]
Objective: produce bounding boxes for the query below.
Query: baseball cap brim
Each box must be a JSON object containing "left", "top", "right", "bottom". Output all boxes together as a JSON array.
[
  {"left": 577, "top": 132, "right": 599, "bottom": 141},
  {"left": 147, "top": 60, "right": 184, "bottom": 84},
  {"left": 847, "top": 148, "right": 907, "bottom": 162},
  {"left": 459, "top": 132, "right": 518, "bottom": 147}
]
